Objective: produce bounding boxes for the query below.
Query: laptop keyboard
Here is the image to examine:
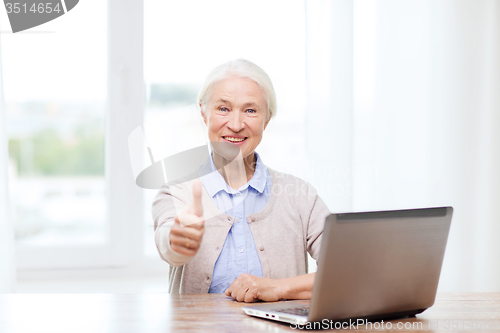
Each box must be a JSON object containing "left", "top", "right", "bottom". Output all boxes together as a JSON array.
[{"left": 275, "top": 306, "right": 310, "bottom": 316}]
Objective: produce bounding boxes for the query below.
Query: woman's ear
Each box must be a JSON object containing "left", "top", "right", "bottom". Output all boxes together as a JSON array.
[
  {"left": 263, "top": 116, "right": 270, "bottom": 130},
  {"left": 200, "top": 103, "right": 208, "bottom": 126}
]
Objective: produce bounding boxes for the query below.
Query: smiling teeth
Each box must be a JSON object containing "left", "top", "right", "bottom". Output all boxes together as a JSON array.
[{"left": 224, "top": 137, "right": 245, "bottom": 142}]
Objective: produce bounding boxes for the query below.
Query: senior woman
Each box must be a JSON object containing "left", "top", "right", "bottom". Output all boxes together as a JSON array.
[{"left": 153, "top": 59, "right": 330, "bottom": 303}]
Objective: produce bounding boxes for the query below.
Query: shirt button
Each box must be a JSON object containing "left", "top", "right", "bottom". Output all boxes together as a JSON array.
[
  {"left": 235, "top": 193, "right": 240, "bottom": 197},
  {"left": 236, "top": 218, "right": 241, "bottom": 223},
  {"left": 260, "top": 246, "right": 264, "bottom": 251},
  {"left": 227, "top": 217, "right": 231, "bottom": 222},
  {"left": 239, "top": 248, "right": 243, "bottom": 253}
]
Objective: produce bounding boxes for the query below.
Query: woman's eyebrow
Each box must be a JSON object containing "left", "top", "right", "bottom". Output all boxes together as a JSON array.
[
  {"left": 215, "top": 98, "right": 231, "bottom": 105},
  {"left": 241, "top": 102, "right": 260, "bottom": 108}
]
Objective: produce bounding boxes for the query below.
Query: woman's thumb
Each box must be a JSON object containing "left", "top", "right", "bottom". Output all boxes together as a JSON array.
[{"left": 192, "top": 179, "right": 203, "bottom": 217}]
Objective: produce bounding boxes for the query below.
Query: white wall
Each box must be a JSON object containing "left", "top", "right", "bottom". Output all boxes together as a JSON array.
[
  {"left": 306, "top": 0, "right": 500, "bottom": 291},
  {"left": 359, "top": 0, "right": 500, "bottom": 292}
]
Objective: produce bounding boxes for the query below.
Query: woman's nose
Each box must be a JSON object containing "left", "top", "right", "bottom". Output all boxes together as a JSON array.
[{"left": 227, "top": 112, "right": 244, "bottom": 132}]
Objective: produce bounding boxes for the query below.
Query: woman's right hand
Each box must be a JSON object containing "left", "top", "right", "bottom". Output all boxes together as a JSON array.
[{"left": 169, "top": 179, "right": 205, "bottom": 256}]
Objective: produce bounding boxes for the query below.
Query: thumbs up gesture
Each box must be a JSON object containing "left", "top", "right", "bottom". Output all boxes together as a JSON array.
[{"left": 169, "top": 179, "right": 205, "bottom": 256}]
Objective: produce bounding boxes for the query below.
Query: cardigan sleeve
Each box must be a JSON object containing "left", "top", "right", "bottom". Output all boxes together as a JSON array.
[
  {"left": 304, "top": 183, "right": 331, "bottom": 261},
  {"left": 152, "top": 183, "right": 193, "bottom": 267}
]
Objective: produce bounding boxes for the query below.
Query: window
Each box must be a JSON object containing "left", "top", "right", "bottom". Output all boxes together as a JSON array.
[
  {"left": 2, "top": 0, "right": 106, "bottom": 260},
  {"left": 2, "top": 0, "right": 144, "bottom": 269},
  {"left": 142, "top": 0, "right": 307, "bottom": 256}
]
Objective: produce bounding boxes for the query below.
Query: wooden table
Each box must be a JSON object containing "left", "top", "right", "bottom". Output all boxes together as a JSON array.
[{"left": 0, "top": 293, "right": 498, "bottom": 332}]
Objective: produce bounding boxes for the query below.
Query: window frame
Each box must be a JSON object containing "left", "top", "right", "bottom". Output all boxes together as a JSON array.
[{"left": 15, "top": 0, "right": 146, "bottom": 270}]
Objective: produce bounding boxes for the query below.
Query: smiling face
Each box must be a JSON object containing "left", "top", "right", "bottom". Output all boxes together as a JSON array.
[{"left": 201, "top": 75, "right": 270, "bottom": 162}]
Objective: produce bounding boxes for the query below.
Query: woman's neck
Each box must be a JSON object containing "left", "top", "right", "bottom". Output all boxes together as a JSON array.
[{"left": 212, "top": 151, "right": 257, "bottom": 190}]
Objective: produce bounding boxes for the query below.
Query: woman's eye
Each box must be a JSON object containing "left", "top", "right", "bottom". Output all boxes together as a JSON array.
[
  {"left": 246, "top": 109, "right": 256, "bottom": 113},
  {"left": 219, "top": 107, "right": 229, "bottom": 112}
]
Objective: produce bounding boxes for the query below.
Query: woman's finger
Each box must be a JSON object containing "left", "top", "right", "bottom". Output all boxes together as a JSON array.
[
  {"left": 170, "top": 232, "right": 200, "bottom": 252},
  {"left": 191, "top": 179, "right": 203, "bottom": 218},
  {"left": 177, "top": 212, "right": 204, "bottom": 228},
  {"left": 170, "top": 243, "right": 196, "bottom": 256},
  {"left": 236, "top": 286, "right": 249, "bottom": 302},
  {"left": 170, "top": 222, "right": 204, "bottom": 241},
  {"left": 231, "top": 279, "right": 247, "bottom": 300},
  {"left": 170, "top": 233, "right": 201, "bottom": 251},
  {"left": 244, "top": 286, "right": 259, "bottom": 303}
]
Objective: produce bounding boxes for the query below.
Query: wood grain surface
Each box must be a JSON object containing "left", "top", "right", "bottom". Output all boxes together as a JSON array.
[{"left": 0, "top": 293, "right": 498, "bottom": 332}]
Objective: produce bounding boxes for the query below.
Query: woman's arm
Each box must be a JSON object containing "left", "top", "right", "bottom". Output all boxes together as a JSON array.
[
  {"left": 225, "top": 272, "right": 316, "bottom": 303},
  {"left": 153, "top": 180, "right": 205, "bottom": 266}
]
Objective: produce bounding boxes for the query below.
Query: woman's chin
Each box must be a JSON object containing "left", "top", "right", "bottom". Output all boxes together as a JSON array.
[{"left": 211, "top": 141, "right": 242, "bottom": 164}]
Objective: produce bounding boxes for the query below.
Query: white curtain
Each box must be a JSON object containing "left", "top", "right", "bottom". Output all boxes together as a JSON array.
[
  {"left": 0, "top": 32, "right": 16, "bottom": 292},
  {"left": 305, "top": 0, "right": 354, "bottom": 213},
  {"left": 306, "top": 0, "right": 500, "bottom": 291}
]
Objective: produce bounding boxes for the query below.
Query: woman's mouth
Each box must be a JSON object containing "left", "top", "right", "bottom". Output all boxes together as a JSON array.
[{"left": 222, "top": 136, "right": 247, "bottom": 143}]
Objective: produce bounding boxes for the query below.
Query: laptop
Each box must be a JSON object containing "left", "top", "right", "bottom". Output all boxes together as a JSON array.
[{"left": 242, "top": 206, "right": 453, "bottom": 326}]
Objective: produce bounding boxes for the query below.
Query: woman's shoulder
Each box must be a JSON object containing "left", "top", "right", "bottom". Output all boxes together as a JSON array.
[
  {"left": 155, "top": 179, "right": 194, "bottom": 202},
  {"left": 267, "top": 167, "right": 310, "bottom": 185},
  {"left": 264, "top": 168, "right": 328, "bottom": 223},
  {"left": 266, "top": 167, "right": 318, "bottom": 196}
]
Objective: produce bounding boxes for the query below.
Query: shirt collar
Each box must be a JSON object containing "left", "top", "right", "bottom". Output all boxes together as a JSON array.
[
  {"left": 247, "top": 152, "right": 267, "bottom": 194},
  {"left": 198, "top": 152, "right": 268, "bottom": 198}
]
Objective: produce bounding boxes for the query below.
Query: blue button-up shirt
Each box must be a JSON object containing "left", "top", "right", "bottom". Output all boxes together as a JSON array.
[{"left": 199, "top": 152, "right": 271, "bottom": 293}]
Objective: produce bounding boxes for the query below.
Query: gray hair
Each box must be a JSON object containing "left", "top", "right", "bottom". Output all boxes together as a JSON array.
[{"left": 197, "top": 59, "right": 277, "bottom": 121}]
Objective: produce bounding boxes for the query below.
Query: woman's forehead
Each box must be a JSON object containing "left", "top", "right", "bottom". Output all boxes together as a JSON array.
[
  {"left": 209, "top": 76, "right": 267, "bottom": 105},
  {"left": 213, "top": 98, "right": 260, "bottom": 108}
]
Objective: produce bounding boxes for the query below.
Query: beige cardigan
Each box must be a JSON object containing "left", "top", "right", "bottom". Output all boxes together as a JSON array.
[{"left": 152, "top": 168, "right": 331, "bottom": 294}]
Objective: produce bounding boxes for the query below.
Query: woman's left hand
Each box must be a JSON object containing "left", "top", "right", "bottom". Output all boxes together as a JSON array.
[{"left": 225, "top": 273, "right": 283, "bottom": 303}]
